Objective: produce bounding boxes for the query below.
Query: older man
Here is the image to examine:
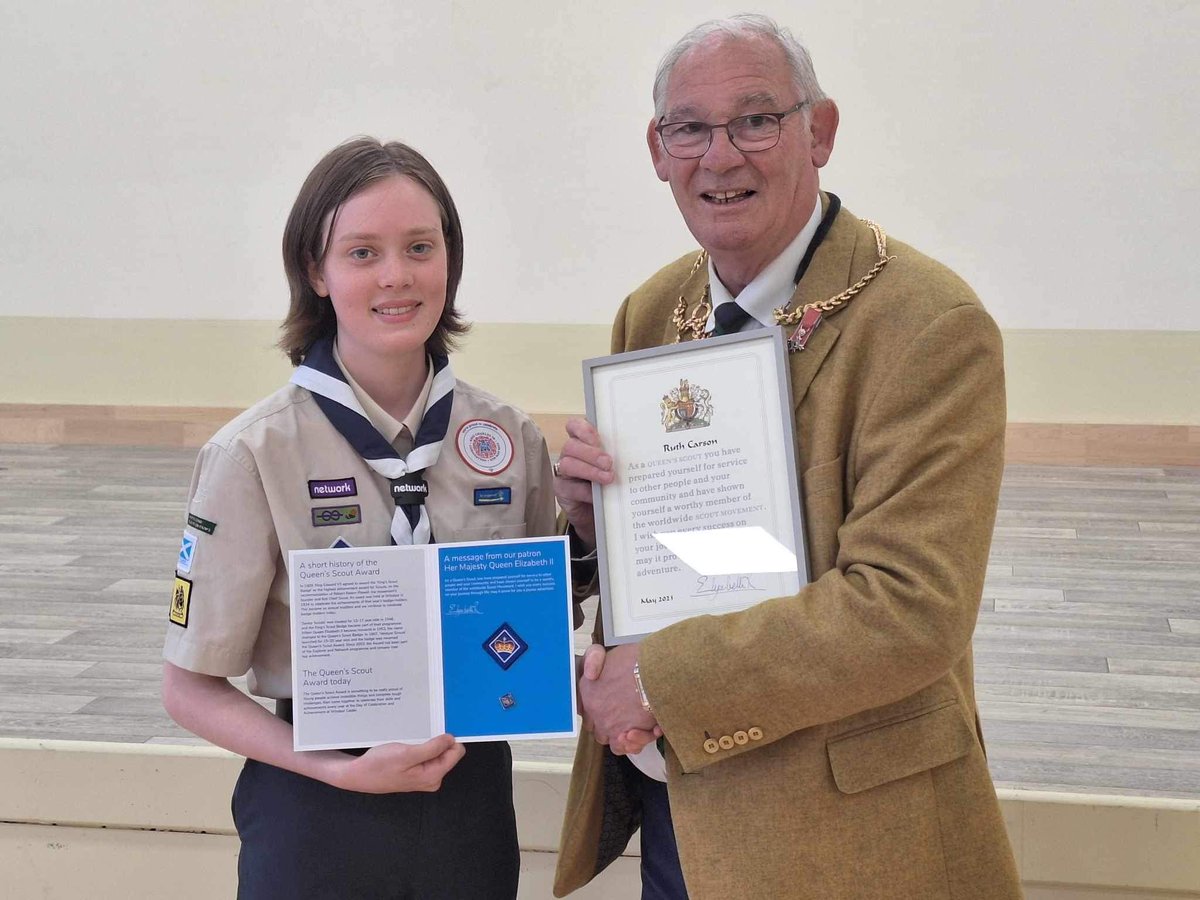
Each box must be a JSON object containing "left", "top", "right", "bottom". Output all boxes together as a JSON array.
[{"left": 553, "top": 14, "right": 1022, "bottom": 900}]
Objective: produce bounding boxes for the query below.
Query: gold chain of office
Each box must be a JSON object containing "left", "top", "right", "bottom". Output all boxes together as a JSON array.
[{"left": 670, "top": 219, "right": 896, "bottom": 343}]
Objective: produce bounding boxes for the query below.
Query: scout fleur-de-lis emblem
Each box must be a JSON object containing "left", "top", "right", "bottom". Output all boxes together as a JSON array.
[{"left": 661, "top": 378, "right": 713, "bottom": 432}]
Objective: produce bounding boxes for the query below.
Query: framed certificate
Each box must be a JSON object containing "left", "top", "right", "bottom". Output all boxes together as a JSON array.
[{"left": 583, "top": 328, "right": 808, "bottom": 644}]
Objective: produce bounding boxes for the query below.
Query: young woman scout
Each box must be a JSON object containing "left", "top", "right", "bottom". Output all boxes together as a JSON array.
[{"left": 162, "top": 137, "right": 555, "bottom": 899}]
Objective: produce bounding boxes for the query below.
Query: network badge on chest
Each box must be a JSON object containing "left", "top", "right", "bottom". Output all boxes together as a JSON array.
[
  {"left": 308, "top": 477, "right": 357, "bottom": 499},
  {"left": 456, "top": 419, "right": 514, "bottom": 476}
]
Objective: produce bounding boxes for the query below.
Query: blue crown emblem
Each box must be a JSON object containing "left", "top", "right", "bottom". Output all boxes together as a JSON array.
[{"left": 483, "top": 623, "right": 528, "bottom": 670}]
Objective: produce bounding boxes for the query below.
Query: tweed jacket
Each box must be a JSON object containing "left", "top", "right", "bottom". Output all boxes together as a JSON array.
[{"left": 554, "top": 198, "right": 1023, "bottom": 899}]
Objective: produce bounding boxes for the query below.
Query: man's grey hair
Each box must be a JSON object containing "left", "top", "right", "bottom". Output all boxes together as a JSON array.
[{"left": 652, "top": 14, "right": 827, "bottom": 119}]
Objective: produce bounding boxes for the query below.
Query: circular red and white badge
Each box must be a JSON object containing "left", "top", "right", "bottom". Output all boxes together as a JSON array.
[{"left": 456, "top": 419, "right": 514, "bottom": 475}]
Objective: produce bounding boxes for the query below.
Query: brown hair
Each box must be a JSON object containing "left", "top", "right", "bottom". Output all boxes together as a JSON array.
[{"left": 278, "top": 137, "right": 469, "bottom": 365}]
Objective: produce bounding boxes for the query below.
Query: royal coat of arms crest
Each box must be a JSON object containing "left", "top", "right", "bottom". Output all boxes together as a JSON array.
[{"left": 661, "top": 378, "right": 713, "bottom": 432}]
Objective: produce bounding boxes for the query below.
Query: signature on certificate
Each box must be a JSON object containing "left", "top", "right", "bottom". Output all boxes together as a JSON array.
[
  {"left": 446, "top": 602, "right": 483, "bottom": 617},
  {"left": 693, "top": 575, "right": 761, "bottom": 597}
]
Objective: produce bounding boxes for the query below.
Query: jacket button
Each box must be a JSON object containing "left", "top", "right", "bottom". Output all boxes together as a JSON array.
[
  {"left": 703, "top": 738, "right": 719, "bottom": 754},
  {"left": 718, "top": 734, "right": 735, "bottom": 750},
  {"left": 748, "top": 726, "right": 764, "bottom": 741},
  {"left": 733, "top": 730, "right": 749, "bottom": 745}
]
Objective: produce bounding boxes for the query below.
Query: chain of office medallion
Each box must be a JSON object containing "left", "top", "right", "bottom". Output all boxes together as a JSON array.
[{"left": 670, "top": 219, "right": 895, "bottom": 341}]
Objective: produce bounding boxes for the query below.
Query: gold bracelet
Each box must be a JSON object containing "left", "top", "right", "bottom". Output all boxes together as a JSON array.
[{"left": 632, "top": 661, "right": 653, "bottom": 713}]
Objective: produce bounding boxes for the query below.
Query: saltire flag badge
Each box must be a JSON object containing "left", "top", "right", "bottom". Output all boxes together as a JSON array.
[
  {"left": 483, "top": 623, "right": 528, "bottom": 670},
  {"left": 170, "top": 576, "right": 192, "bottom": 628},
  {"left": 177, "top": 530, "right": 198, "bottom": 575}
]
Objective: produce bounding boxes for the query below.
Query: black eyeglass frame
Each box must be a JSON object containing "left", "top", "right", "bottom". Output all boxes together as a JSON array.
[{"left": 654, "top": 101, "right": 810, "bottom": 159}]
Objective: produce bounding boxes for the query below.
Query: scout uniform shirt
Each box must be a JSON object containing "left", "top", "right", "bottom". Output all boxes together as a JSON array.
[{"left": 164, "top": 358, "right": 556, "bottom": 699}]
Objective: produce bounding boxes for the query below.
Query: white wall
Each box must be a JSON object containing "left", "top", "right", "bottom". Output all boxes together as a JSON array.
[{"left": 2, "top": 0, "right": 1197, "bottom": 330}]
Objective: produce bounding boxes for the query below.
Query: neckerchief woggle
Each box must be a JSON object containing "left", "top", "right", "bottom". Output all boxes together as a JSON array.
[{"left": 290, "top": 335, "right": 454, "bottom": 545}]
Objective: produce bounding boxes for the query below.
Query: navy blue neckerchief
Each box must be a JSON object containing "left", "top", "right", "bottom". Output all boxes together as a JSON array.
[{"left": 290, "top": 335, "right": 454, "bottom": 545}]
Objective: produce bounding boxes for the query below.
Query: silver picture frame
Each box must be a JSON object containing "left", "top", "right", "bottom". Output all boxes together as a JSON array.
[{"left": 582, "top": 327, "right": 809, "bottom": 644}]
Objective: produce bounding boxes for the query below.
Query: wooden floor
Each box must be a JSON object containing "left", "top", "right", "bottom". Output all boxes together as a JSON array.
[{"left": 0, "top": 444, "right": 1197, "bottom": 799}]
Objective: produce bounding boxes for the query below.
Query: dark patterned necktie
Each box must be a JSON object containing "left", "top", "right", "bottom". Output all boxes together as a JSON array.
[{"left": 712, "top": 301, "right": 752, "bottom": 336}]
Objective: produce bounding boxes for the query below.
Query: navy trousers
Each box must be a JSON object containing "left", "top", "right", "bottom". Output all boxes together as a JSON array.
[
  {"left": 640, "top": 774, "right": 690, "bottom": 900},
  {"left": 232, "top": 741, "right": 518, "bottom": 900}
]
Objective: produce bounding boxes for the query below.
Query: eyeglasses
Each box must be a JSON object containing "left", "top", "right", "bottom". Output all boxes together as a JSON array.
[{"left": 655, "top": 101, "right": 809, "bottom": 159}]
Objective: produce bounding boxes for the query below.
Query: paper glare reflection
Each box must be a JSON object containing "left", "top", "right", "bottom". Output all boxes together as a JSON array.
[{"left": 652, "top": 527, "right": 797, "bottom": 575}]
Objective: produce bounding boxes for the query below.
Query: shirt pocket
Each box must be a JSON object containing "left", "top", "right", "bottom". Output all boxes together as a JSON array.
[
  {"left": 826, "top": 699, "right": 976, "bottom": 795},
  {"left": 445, "top": 522, "right": 528, "bottom": 543}
]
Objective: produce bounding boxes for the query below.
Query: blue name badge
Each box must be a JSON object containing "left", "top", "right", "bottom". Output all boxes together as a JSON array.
[{"left": 473, "top": 487, "right": 512, "bottom": 506}]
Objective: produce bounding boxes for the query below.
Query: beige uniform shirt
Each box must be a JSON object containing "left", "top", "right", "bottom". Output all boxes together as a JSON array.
[{"left": 163, "top": 373, "right": 556, "bottom": 698}]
